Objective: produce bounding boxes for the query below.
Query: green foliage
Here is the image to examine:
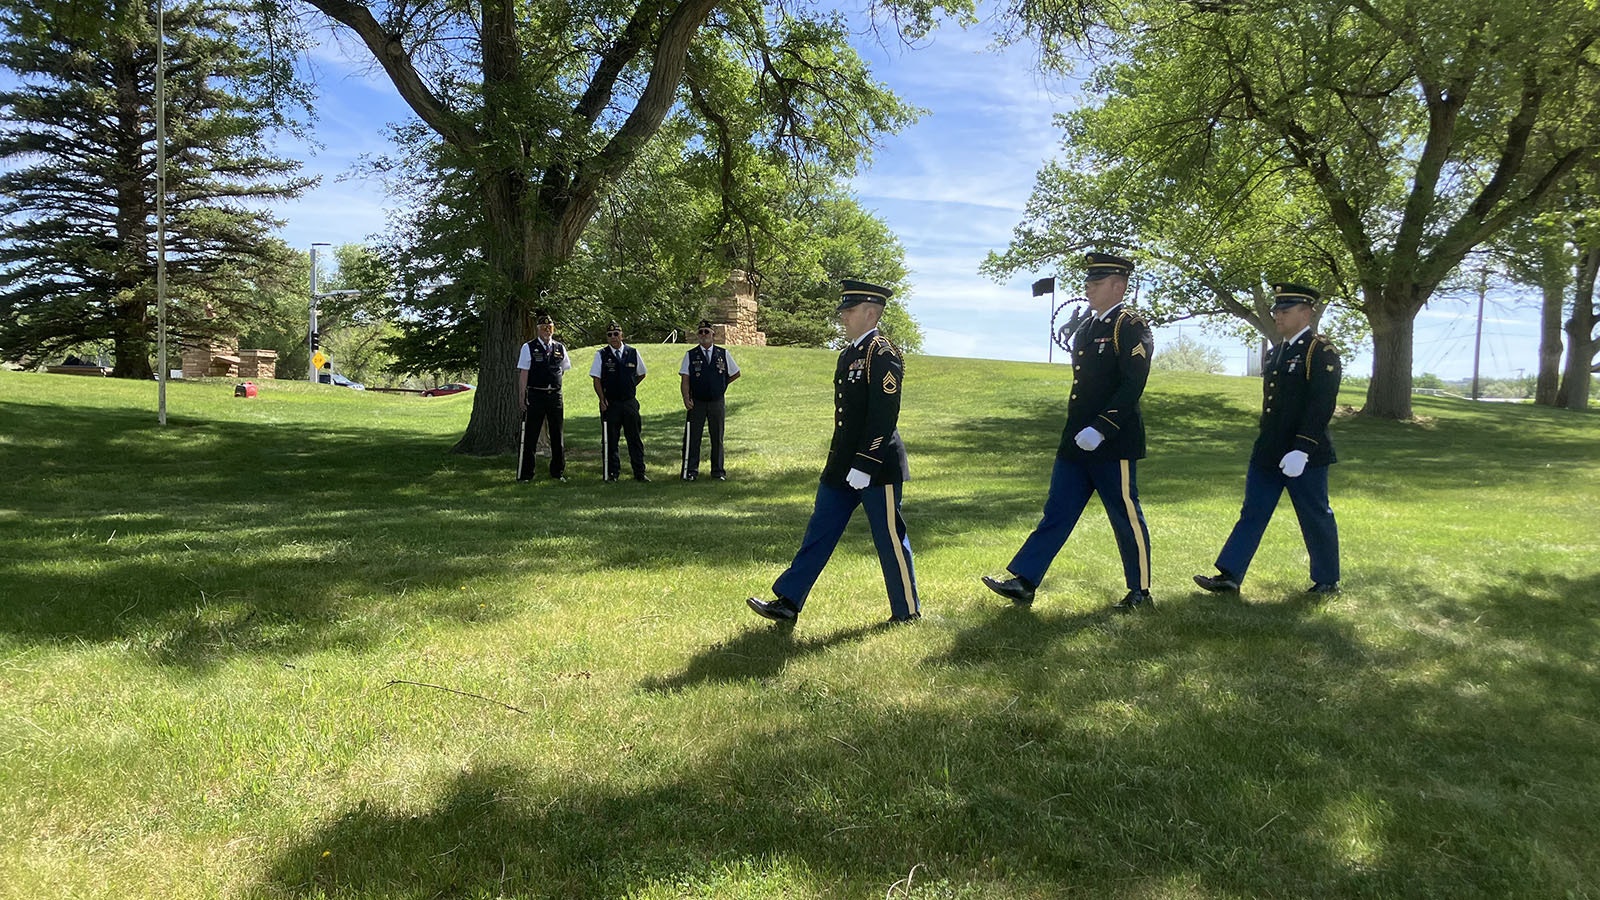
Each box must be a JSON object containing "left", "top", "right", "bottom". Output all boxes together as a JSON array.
[
  {"left": 2, "top": 359, "right": 1598, "bottom": 897},
  {"left": 994, "top": 0, "right": 1600, "bottom": 418},
  {"left": 301, "top": 0, "right": 934, "bottom": 453},
  {"left": 1151, "top": 333, "right": 1226, "bottom": 374},
  {"left": 0, "top": 0, "right": 315, "bottom": 377}
]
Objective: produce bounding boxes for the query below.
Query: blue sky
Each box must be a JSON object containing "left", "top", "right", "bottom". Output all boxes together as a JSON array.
[{"left": 269, "top": 13, "right": 1544, "bottom": 382}]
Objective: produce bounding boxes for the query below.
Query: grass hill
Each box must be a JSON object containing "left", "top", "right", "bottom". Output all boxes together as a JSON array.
[{"left": 1, "top": 347, "right": 1597, "bottom": 899}]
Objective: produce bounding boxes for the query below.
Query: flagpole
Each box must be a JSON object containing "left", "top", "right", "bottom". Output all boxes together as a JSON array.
[
  {"left": 1048, "top": 283, "right": 1056, "bottom": 363},
  {"left": 155, "top": 0, "right": 168, "bottom": 424}
]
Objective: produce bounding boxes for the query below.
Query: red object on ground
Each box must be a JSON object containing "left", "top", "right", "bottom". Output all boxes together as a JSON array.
[{"left": 234, "top": 381, "right": 257, "bottom": 398}]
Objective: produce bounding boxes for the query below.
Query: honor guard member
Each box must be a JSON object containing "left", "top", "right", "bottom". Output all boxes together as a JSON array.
[
  {"left": 591, "top": 321, "right": 649, "bottom": 482},
  {"left": 983, "top": 251, "right": 1156, "bottom": 612},
  {"left": 516, "top": 312, "right": 571, "bottom": 482},
  {"left": 1195, "top": 283, "right": 1342, "bottom": 596},
  {"left": 746, "top": 280, "right": 921, "bottom": 626},
  {"left": 679, "top": 319, "right": 741, "bottom": 480}
]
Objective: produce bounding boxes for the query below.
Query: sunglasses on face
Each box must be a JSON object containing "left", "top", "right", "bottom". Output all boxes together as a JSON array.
[
  {"left": 607, "top": 330, "right": 622, "bottom": 336},
  {"left": 697, "top": 329, "right": 712, "bottom": 335}
]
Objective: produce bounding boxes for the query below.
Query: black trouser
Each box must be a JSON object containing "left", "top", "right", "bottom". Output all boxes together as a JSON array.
[
  {"left": 600, "top": 398, "right": 645, "bottom": 479},
  {"left": 681, "top": 397, "right": 726, "bottom": 478},
  {"left": 518, "top": 390, "right": 564, "bottom": 480}
]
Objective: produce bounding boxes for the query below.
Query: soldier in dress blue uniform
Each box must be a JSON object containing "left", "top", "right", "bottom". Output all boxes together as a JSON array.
[
  {"left": 516, "top": 312, "right": 571, "bottom": 482},
  {"left": 746, "top": 280, "right": 921, "bottom": 626},
  {"left": 679, "top": 319, "right": 741, "bottom": 480},
  {"left": 1195, "top": 283, "right": 1342, "bottom": 596},
  {"left": 590, "top": 321, "right": 649, "bottom": 482},
  {"left": 982, "top": 251, "right": 1156, "bottom": 612}
]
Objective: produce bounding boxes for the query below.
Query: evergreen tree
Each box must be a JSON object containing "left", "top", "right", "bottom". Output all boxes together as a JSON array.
[{"left": 0, "top": 0, "right": 313, "bottom": 377}]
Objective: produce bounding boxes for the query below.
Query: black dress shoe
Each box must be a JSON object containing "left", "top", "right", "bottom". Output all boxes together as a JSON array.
[
  {"left": 746, "top": 595, "right": 799, "bottom": 623},
  {"left": 886, "top": 612, "right": 920, "bottom": 625},
  {"left": 634, "top": 473, "right": 650, "bottom": 482},
  {"left": 981, "top": 575, "right": 1035, "bottom": 605},
  {"left": 682, "top": 472, "right": 697, "bottom": 481},
  {"left": 1113, "top": 589, "right": 1153, "bottom": 612},
  {"left": 714, "top": 474, "right": 727, "bottom": 481},
  {"left": 1193, "top": 572, "right": 1241, "bottom": 592},
  {"left": 555, "top": 475, "right": 568, "bottom": 482},
  {"left": 603, "top": 476, "right": 617, "bottom": 483},
  {"left": 1307, "top": 582, "right": 1340, "bottom": 596}
]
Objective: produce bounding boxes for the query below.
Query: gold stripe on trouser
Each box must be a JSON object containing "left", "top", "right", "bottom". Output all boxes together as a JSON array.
[
  {"left": 882, "top": 485, "right": 917, "bottom": 614},
  {"left": 681, "top": 416, "right": 691, "bottom": 477},
  {"left": 1119, "top": 459, "right": 1150, "bottom": 590},
  {"left": 601, "top": 420, "right": 610, "bottom": 480}
]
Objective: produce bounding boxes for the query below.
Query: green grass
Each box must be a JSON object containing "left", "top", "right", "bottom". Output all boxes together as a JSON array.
[{"left": 1, "top": 347, "right": 1597, "bottom": 899}]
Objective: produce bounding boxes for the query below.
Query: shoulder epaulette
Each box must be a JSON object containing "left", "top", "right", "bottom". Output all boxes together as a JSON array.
[{"left": 1112, "top": 308, "right": 1145, "bottom": 354}]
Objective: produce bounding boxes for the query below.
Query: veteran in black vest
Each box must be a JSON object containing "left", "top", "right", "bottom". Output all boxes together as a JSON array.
[
  {"left": 983, "top": 251, "right": 1156, "bottom": 612},
  {"left": 679, "top": 319, "right": 741, "bottom": 481},
  {"left": 1195, "top": 283, "right": 1342, "bottom": 597},
  {"left": 746, "top": 280, "right": 920, "bottom": 626},
  {"left": 590, "top": 321, "right": 649, "bottom": 482},
  {"left": 516, "top": 312, "right": 571, "bottom": 482}
]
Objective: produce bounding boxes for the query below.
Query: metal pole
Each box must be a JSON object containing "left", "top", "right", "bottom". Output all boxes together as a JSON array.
[
  {"left": 155, "top": 0, "right": 167, "bottom": 424},
  {"left": 1470, "top": 270, "right": 1487, "bottom": 400},
  {"left": 309, "top": 242, "right": 329, "bottom": 383},
  {"left": 1048, "top": 285, "right": 1056, "bottom": 363}
]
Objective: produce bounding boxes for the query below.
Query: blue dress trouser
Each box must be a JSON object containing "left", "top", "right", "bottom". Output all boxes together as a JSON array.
[
  {"left": 1008, "top": 457, "right": 1152, "bottom": 592},
  {"left": 1215, "top": 463, "right": 1340, "bottom": 585},
  {"left": 774, "top": 481, "right": 919, "bottom": 620}
]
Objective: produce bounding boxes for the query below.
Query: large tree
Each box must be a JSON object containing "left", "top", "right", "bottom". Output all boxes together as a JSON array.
[
  {"left": 997, "top": 0, "right": 1600, "bottom": 418},
  {"left": 297, "top": 0, "right": 934, "bottom": 454},
  {"left": 364, "top": 102, "right": 919, "bottom": 378},
  {"left": 0, "top": 0, "right": 313, "bottom": 377}
]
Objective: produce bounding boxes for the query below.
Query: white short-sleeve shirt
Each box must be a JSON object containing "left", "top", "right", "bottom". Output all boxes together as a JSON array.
[{"left": 517, "top": 339, "right": 572, "bottom": 372}]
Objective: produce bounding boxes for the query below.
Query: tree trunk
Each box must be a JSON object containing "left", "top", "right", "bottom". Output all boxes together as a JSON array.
[
  {"left": 109, "top": 297, "right": 153, "bottom": 379},
  {"left": 1363, "top": 296, "right": 1417, "bottom": 419},
  {"left": 1534, "top": 278, "right": 1564, "bottom": 406},
  {"left": 453, "top": 299, "right": 524, "bottom": 455},
  {"left": 1558, "top": 242, "right": 1600, "bottom": 410}
]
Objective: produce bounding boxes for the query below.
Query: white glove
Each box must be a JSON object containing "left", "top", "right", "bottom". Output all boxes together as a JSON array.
[
  {"left": 1074, "top": 427, "right": 1105, "bottom": 452},
  {"left": 1279, "top": 450, "right": 1309, "bottom": 478},
  {"left": 845, "top": 468, "right": 872, "bottom": 490}
]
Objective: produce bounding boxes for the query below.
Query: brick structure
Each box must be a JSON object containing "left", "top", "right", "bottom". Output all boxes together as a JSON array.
[
  {"left": 181, "top": 342, "right": 234, "bottom": 379},
  {"left": 181, "top": 342, "right": 278, "bottom": 379},
  {"left": 238, "top": 349, "right": 278, "bottom": 379},
  {"left": 706, "top": 270, "right": 766, "bottom": 346}
]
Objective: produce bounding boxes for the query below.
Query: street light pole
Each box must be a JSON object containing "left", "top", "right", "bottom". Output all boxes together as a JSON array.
[{"left": 309, "top": 242, "right": 330, "bottom": 383}]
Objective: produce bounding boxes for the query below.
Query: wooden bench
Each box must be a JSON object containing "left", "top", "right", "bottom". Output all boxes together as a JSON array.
[{"left": 45, "top": 365, "right": 112, "bottom": 377}]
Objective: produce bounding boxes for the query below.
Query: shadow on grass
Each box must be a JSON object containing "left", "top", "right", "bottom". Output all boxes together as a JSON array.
[
  {"left": 0, "top": 400, "right": 820, "bottom": 669},
  {"left": 255, "top": 572, "right": 1599, "bottom": 898},
  {"left": 638, "top": 621, "right": 883, "bottom": 693}
]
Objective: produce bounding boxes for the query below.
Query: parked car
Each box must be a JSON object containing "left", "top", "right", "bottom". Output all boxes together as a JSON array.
[{"left": 421, "top": 382, "right": 474, "bottom": 397}]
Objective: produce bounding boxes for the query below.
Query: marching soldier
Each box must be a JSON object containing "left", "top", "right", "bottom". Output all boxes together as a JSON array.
[
  {"left": 1195, "top": 283, "right": 1342, "bottom": 596},
  {"left": 982, "top": 251, "right": 1156, "bottom": 612},
  {"left": 516, "top": 312, "right": 570, "bottom": 482},
  {"left": 746, "top": 280, "right": 921, "bottom": 626},
  {"left": 591, "top": 321, "right": 649, "bottom": 482},
  {"left": 679, "top": 319, "right": 741, "bottom": 481}
]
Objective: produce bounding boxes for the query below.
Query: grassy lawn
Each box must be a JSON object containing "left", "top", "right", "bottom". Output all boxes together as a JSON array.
[{"left": 1, "top": 348, "right": 1597, "bottom": 899}]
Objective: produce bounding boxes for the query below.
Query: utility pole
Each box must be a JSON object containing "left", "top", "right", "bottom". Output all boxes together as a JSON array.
[{"left": 1470, "top": 269, "right": 1488, "bottom": 401}]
